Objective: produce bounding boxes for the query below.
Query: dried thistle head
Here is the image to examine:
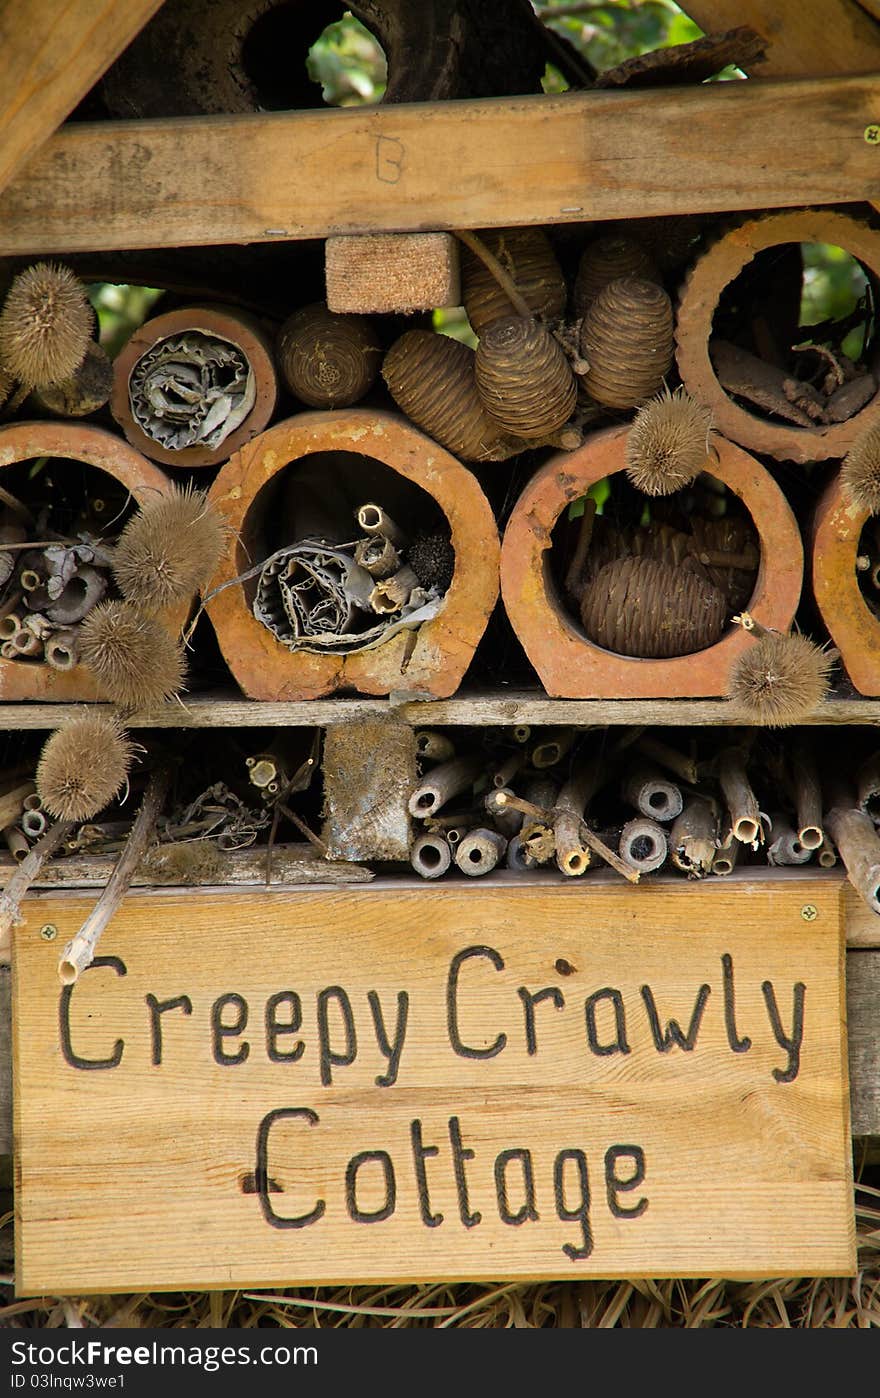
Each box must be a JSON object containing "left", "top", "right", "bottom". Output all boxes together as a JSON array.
[
  {"left": 728, "top": 624, "right": 836, "bottom": 726},
  {"left": 112, "top": 484, "right": 227, "bottom": 610},
  {"left": 79, "top": 600, "right": 186, "bottom": 710},
  {"left": 0, "top": 364, "right": 15, "bottom": 408},
  {"left": 36, "top": 711, "right": 135, "bottom": 822},
  {"left": 0, "top": 262, "right": 92, "bottom": 387},
  {"left": 625, "top": 387, "right": 713, "bottom": 496},
  {"left": 841, "top": 420, "right": 880, "bottom": 514}
]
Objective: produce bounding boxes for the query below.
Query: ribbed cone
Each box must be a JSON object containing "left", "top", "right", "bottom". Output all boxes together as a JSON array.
[
  {"left": 461, "top": 228, "right": 567, "bottom": 336},
  {"left": 475, "top": 316, "right": 577, "bottom": 439},
  {"left": 580, "top": 555, "right": 727, "bottom": 658},
  {"left": 383, "top": 330, "right": 523, "bottom": 462},
  {"left": 573, "top": 234, "right": 659, "bottom": 318},
  {"left": 277, "top": 302, "right": 381, "bottom": 409},
  {"left": 580, "top": 277, "right": 674, "bottom": 409}
]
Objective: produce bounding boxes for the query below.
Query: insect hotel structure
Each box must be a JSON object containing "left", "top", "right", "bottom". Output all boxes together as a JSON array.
[{"left": 0, "top": 0, "right": 878, "bottom": 1298}]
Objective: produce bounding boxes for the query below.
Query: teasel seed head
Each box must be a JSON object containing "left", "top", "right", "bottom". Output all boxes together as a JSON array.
[
  {"left": 36, "top": 711, "right": 136, "bottom": 822},
  {"left": 112, "top": 484, "right": 227, "bottom": 610},
  {"left": 841, "top": 420, "right": 880, "bottom": 514},
  {"left": 0, "top": 262, "right": 92, "bottom": 387},
  {"left": 79, "top": 600, "right": 186, "bottom": 710},
  {"left": 727, "top": 615, "right": 837, "bottom": 726},
  {"left": 625, "top": 387, "right": 713, "bottom": 495}
]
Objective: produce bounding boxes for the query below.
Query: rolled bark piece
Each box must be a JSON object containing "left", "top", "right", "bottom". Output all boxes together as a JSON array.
[
  {"left": 357, "top": 504, "right": 407, "bottom": 549},
  {"left": 410, "top": 832, "right": 452, "bottom": 880},
  {"left": 454, "top": 827, "right": 507, "bottom": 877},
  {"left": 111, "top": 304, "right": 277, "bottom": 468},
  {"left": 670, "top": 797, "right": 717, "bottom": 878},
  {"left": 59, "top": 765, "right": 172, "bottom": 985},
  {"left": 531, "top": 729, "right": 576, "bottom": 769},
  {"left": 415, "top": 731, "right": 456, "bottom": 764},
  {"left": 621, "top": 761, "right": 683, "bottom": 822},
  {"left": 712, "top": 830, "right": 741, "bottom": 877},
  {"left": 408, "top": 755, "right": 483, "bottom": 817},
  {"left": 500, "top": 423, "right": 802, "bottom": 699},
  {"left": 767, "top": 812, "right": 812, "bottom": 867},
  {"left": 791, "top": 740, "right": 824, "bottom": 849},
  {"left": 44, "top": 565, "right": 107, "bottom": 626},
  {"left": 554, "top": 756, "right": 602, "bottom": 877},
  {"left": 857, "top": 751, "right": 880, "bottom": 822},
  {"left": 206, "top": 409, "right": 500, "bottom": 701},
  {"left": 635, "top": 734, "right": 700, "bottom": 786},
  {"left": 0, "top": 818, "right": 75, "bottom": 959},
  {"left": 718, "top": 747, "right": 764, "bottom": 846},
  {"left": 826, "top": 804, "right": 880, "bottom": 914},
  {"left": 676, "top": 209, "right": 880, "bottom": 463},
  {"left": 278, "top": 304, "right": 381, "bottom": 409},
  {"left": 3, "top": 827, "right": 28, "bottom": 862},
  {"left": 619, "top": 817, "right": 668, "bottom": 874}
]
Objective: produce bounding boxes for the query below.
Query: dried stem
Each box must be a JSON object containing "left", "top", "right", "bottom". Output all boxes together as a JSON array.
[
  {"left": 0, "top": 818, "right": 75, "bottom": 960},
  {"left": 58, "top": 763, "right": 172, "bottom": 984},
  {"left": 455, "top": 230, "right": 534, "bottom": 321}
]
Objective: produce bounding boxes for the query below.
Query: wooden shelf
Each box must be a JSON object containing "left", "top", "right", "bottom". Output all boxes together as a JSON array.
[{"left": 0, "top": 688, "right": 879, "bottom": 729}]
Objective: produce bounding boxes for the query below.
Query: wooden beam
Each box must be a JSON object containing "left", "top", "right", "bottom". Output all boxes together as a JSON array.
[
  {"left": 847, "top": 951, "right": 880, "bottom": 1135},
  {"left": 0, "top": 75, "right": 878, "bottom": 255},
  {"left": 680, "top": 1, "right": 880, "bottom": 77},
  {"left": 0, "top": 0, "right": 165, "bottom": 197}
]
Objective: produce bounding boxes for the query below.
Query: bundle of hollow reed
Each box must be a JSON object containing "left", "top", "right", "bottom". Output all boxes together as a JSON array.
[
  {"left": 580, "top": 277, "right": 674, "bottom": 409},
  {"left": 573, "top": 232, "right": 659, "bottom": 318},
  {"left": 276, "top": 302, "right": 381, "bottom": 409},
  {"left": 382, "top": 330, "right": 523, "bottom": 462},
  {"left": 580, "top": 555, "right": 728, "bottom": 659},
  {"left": 474, "top": 315, "right": 577, "bottom": 440},
  {"left": 459, "top": 227, "right": 567, "bottom": 335}
]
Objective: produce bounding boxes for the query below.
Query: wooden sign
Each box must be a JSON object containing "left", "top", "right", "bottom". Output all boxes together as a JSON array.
[{"left": 13, "top": 878, "right": 854, "bottom": 1292}]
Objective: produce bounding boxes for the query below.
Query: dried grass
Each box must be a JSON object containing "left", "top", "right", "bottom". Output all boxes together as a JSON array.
[{"left": 2, "top": 1184, "right": 877, "bottom": 1330}]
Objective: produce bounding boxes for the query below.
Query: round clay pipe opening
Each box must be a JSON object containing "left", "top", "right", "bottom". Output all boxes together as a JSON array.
[
  {"left": 500, "top": 423, "right": 802, "bottom": 699},
  {"left": 812, "top": 470, "right": 880, "bottom": 695},
  {"left": 676, "top": 210, "right": 880, "bottom": 463}
]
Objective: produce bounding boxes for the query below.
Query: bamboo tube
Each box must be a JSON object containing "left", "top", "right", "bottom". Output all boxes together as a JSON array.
[
  {"left": 634, "top": 734, "right": 700, "bottom": 786},
  {"left": 712, "top": 830, "right": 740, "bottom": 876},
  {"left": 554, "top": 756, "right": 603, "bottom": 877},
  {"left": 3, "top": 827, "right": 28, "bottom": 862},
  {"left": 718, "top": 747, "right": 764, "bottom": 845},
  {"left": 415, "top": 731, "right": 456, "bottom": 764},
  {"left": 619, "top": 818, "right": 668, "bottom": 874},
  {"left": 493, "top": 789, "right": 638, "bottom": 883},
  {"left": 791, "top": 740, "right": 824, "bottom": 850},
  {"left": 370, "top": 565, "right": 419, "bottom": 614},
  {"left": 59, "top": 764, "right": 172, "bottom": 984},
  {"left": 857, "top": 750, "right": 880, "bottom": 822},
  {"left": 454, "top": 827, "right": 507, "bottom": 877},
  {"left": 0, "top": 641, "right": 17, "bottom": 658},
  {"left": 670, "top": 797, "right": 717, "bottom": 877},
  {"left": 424, "top": 808, "right": 481, "bottom": 832},
  {"left": 354, "top": 533, "right": 400, "bottom": 579},
  {"left": 444, "top": 826, "right": 467, "bottom": 848},
  {"left": 408, "top": 756, "right": 483, "bottom": 817},
  {"left": 531, "top": 729, "right": 576, "bottom": 769},
  {"left": 621, "top": 761, "right": 683, "bottom": 822},
  {"left": 817, "top": 838, "right": 838, "bottom": 869},
  {"left": 826, "top": 804, "right": 880, "bottom": 915},
  {"left": 410, "top": 832, "right": 452, "bottom": 880},
  {"left": 0, "top": 782, "right": 36, "bottom": 830},
  {"left": 357, "top": 504, "right": 406, "bottom": 549},
  {"left": 512, "top": 725, "right": 531, "bottom": 744},
  {"left": 22, "top": 792, "right": 42, "bottom": 811},
  {"left": 21, "top": 809, "right": 47, "bottom": 840},
  {"left": 767, "top": 812, "right": 812, "bottom": 867},
  {"left": 44, "top": 629, "right": 79, "bottom": 671},
  {"left": 13, "top": 629, "right": 41, "bottom": 657},
  {"left": 492, "top": 751, "right": 524, "bottom": 789},
  {"left": 0, "top": 818, "right": 75, "bottom": 960}
]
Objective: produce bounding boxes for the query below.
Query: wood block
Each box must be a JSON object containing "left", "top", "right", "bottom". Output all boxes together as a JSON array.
[
  {"left": 848, "top": 950, "right": 880, "bottom": 1135},
  {"left": 322, "top": 721, "right": 416, "bottom": 862},
  {"left": 326, "top": 233, "right": 460, "bottom": 314},
  {"left": 13, "top": 878, "right": 853, "bottom": 1292}
]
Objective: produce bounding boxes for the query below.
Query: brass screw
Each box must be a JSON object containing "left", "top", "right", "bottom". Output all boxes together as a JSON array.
[
  {"left": 801, "top": 904, "right": 818, "bottom": 922},
  {"left": 864, "top": 124, "right": 880, "bottom": 144},
  {"left": 39, "top": 923, "right": 58, "bottom": 941}
]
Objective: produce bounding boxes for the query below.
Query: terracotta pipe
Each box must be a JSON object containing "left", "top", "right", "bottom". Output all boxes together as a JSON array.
[{"left": 811, "top": 467, "right": 880, "bottom": 694}]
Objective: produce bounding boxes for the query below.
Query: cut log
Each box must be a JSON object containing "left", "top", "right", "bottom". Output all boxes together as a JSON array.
[{"left": 323, "top": 720, "right": 416, "bottom": 862}]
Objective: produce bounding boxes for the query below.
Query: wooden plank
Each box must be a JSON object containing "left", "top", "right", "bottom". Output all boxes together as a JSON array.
[
  {"left": 321, "top": 722, "right": 416, "bottom": 863},
  {"left": 0, "top": 0, "right": 165, "bottom": 197},
  {"left": 1, "top": 690, "right": 880, "bottom": 730},
  {"left": 848, "top": 951, "right": 880, "bottom": 1135},
  {"left": 0, "top": 966, "right": 9, "bottom": 1156},
  {"left": 680, "top": 1, "right": 880, "bottom": 77},
  {"left": 0, "top": 844, "right": 373, "bottom": 890},
  {"left": 0, "top": 75, "right": 879, "bottom": 255},
  {"left": 12, "top": 878, "right": 853, "bottom": 1291},
  {"left": 326, "top": 233, "right": 460, "bottom": 314},
  {"left": 844, "top": 884, "right": 880, "bottom": 948}
]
